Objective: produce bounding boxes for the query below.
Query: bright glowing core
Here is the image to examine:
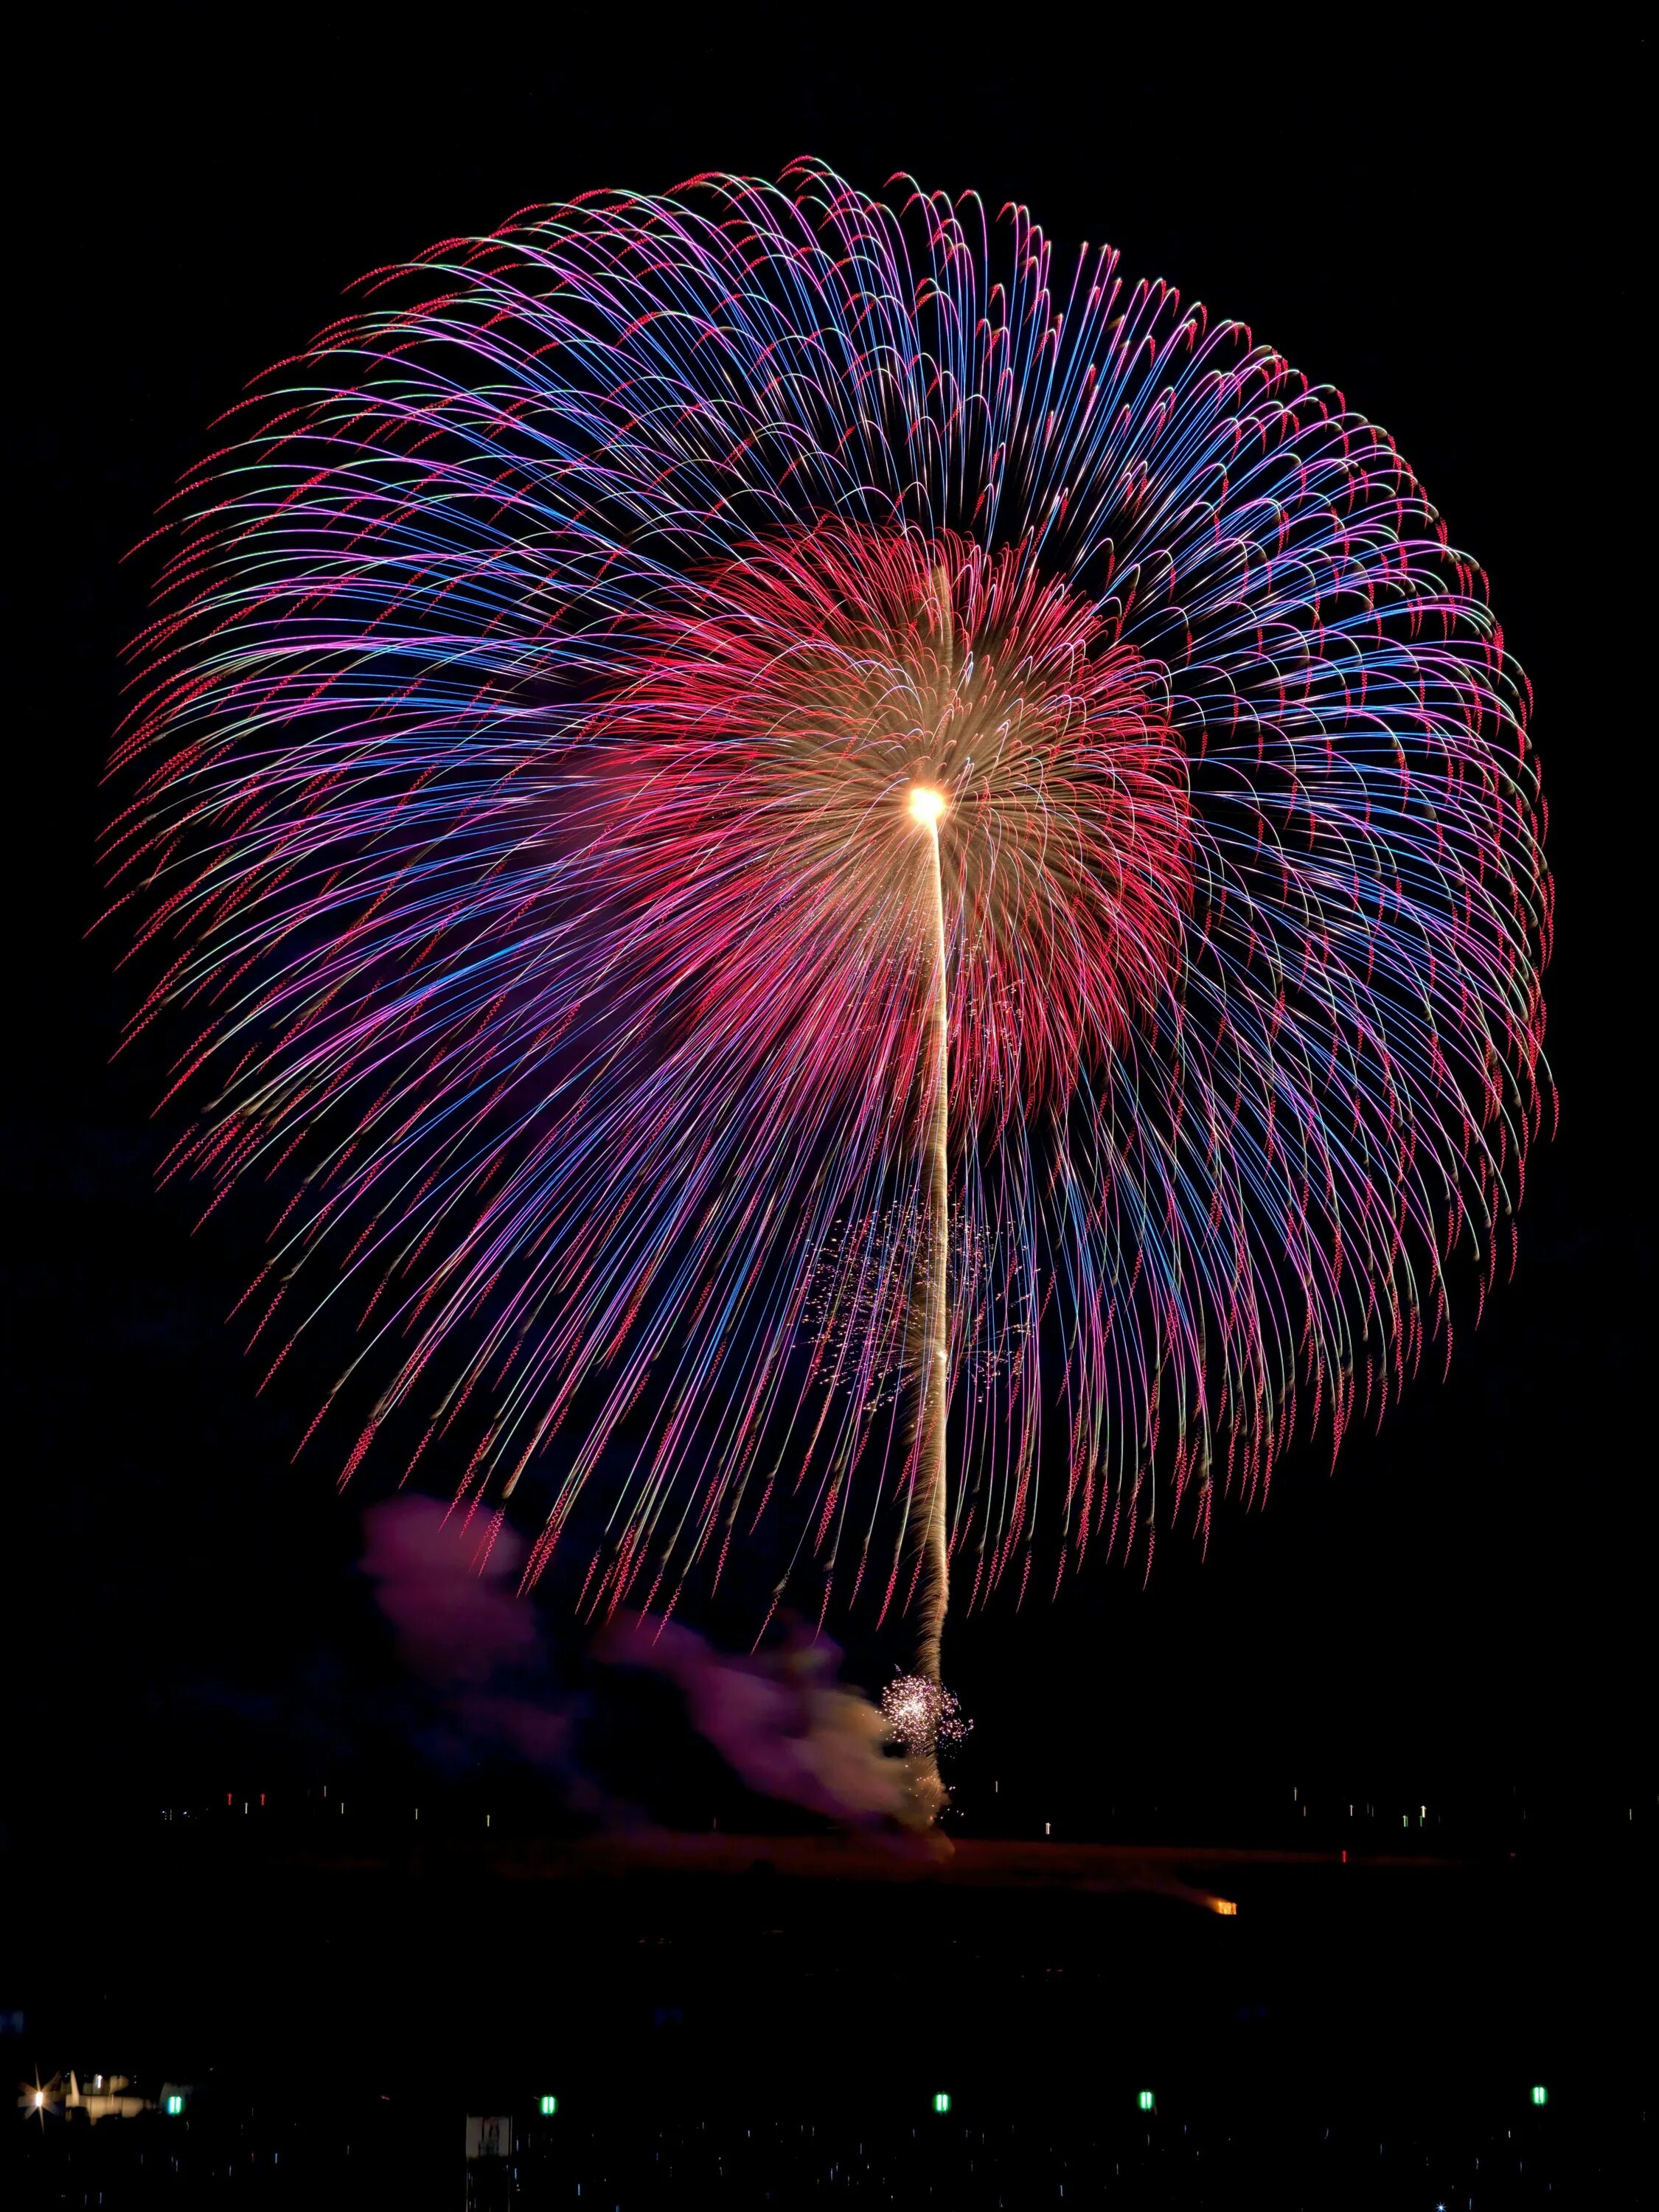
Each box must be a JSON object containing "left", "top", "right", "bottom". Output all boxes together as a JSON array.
[{"left": 908, "top": 785, "right": 947, "bottom": 827}]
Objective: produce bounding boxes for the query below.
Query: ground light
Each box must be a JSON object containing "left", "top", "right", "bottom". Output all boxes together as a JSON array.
[{"left": 933, "top": 2094, "right": 951, "bottom": 2115}]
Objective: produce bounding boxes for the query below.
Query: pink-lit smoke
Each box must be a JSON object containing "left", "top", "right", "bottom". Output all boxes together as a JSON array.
[
  {"left": 361, "top": 1498, "right": 923, "bottom": 1829},
  {"left": 598, "top": 1613, "right": 919, "bottom": 1829}
]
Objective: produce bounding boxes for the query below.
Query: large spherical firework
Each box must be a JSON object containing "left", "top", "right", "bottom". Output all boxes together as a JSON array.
[{"left": 105, "top": 163, "right": 1550, "bottom": 1665}]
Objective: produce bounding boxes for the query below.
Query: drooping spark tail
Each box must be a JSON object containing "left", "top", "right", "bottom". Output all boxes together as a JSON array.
[{"left": 105, "top": 163, "right": 1551, "bottom": 1688}]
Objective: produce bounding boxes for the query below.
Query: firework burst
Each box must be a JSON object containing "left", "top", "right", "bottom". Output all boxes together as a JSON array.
[
  {"left": 105, "top": 164, "right": 1550, "bottom": 1709},
  {"left": 882, "top": 1675, "right": 972, "bottom": 1761}
]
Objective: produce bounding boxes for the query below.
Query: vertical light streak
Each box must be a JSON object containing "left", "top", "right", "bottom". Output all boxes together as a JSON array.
[
  {"left": 912, "top": 785, "right": 950, "bottom": 1689},
  {"left": 908, "top": 557, "right": 956, "bottom": 1697}
]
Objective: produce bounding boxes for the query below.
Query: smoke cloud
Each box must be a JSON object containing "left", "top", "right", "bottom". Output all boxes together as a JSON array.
[
  {"left": 361, "top": 1497, "right": 540, "bottom": 1684},
  {"left": 360, "top": 1499, "right": 922, "bottom": 1829},
  {"left": 597, "top": 1612, "right": 922, "bottom": 1829}
]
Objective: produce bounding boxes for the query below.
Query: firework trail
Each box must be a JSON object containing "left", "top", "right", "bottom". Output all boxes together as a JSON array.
[
  {"left": 911, "top": 765, "right": 950, "bottom": 1694},
  {"left": 105, "top": 165, "right": 1550, "bottom": 1748}
]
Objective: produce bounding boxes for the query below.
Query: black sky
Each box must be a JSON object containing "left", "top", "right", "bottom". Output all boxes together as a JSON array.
[{"left": 5, "top": 21, "right": 1649, "bottom": 1833}]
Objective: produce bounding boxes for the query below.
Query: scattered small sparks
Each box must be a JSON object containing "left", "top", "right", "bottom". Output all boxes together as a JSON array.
[{"left": 883, "top": 1674, "right": 971, "bottom": 1757}]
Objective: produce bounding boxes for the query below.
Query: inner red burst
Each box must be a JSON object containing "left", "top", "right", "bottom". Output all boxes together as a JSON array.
[{"left": 573, "top": 522, "right": 1193, "bottom": 1121}]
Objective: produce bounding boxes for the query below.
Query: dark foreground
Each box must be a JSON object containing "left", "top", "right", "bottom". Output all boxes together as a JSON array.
[{"left": 4, "top": 1823, "right": 1650, "bottom": 2206}]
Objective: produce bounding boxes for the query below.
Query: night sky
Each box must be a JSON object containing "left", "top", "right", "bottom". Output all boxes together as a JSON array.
[{"left": 6, "top": 24, "right": 1648, "bottom": 1841}]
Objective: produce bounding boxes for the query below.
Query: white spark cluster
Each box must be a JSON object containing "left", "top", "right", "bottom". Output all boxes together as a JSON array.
[{"left": 882, "top": 1674, "right": 971, "bottom": 1757}]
